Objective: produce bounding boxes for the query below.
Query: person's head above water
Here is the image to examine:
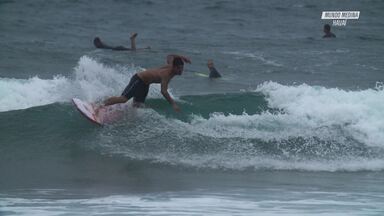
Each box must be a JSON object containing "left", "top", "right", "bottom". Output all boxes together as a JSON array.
[
  {"left": 172, "top": 57, "right": 184, "bottom": 75},
  {"left": 323, "top": 24, "right": 336, "bottom": 38},
  {"left": 93, "top": 37, "right": 103, "bottom": 48},
  {"left": 323, "top": 24, "right": 331, "bottom": 33}
]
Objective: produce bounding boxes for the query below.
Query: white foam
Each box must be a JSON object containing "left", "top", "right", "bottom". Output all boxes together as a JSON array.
[
  {"left": 165, "top": 81, "right": 384, "bottom": 148},
  {"left": 0, "top": 76, "right": 70, "bottom": 112},
  {"left": 1, "top": 192, "right": 381, "bottom": 216},
  {"left": 257, "top": 81, "right": 384, "bottom": 147},
  {"left": 223, "top": 51, "right": 283, "bottom": 67},
  {"left": 156, "top": 155, "right": 384, "bottom": 172},
  {"left": 97, "top": 82, "right": 384, "bottom": 171},
  {"left": 0, "top": 56, "right": 161, "bottom": 112},
  {"left": 185, "top": 111, "right": 330, "bottom": 140}
]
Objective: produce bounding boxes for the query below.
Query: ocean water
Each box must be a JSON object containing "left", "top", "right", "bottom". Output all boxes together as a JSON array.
[{"left": 1, "top": 0, "right": 384, "bottom": 215}]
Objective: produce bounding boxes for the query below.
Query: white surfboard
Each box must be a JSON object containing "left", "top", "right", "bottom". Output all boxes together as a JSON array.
[
  {"left": 194, "top": 72, "right": 209, "bottom": 78},
  {"left": 72, "top": 98, "right": 103, "bottom": 126}
]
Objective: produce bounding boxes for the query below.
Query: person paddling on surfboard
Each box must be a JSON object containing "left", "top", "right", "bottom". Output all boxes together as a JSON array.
[
  {"left": 93, "top": 32, "right": 150, "bottom": 51},
  {"left": 96, "top": 54, "right": 191, "bottom": 113}
]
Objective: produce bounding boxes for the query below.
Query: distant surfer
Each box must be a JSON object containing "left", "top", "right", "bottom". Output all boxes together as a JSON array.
[
  {"left": 93, "top": 32, "right": 150, "bottom": 51},
  {"left": 207, "top": 59, "right": 221, "bottom": 78},
  {"left": 96, "top": 54, "right": 191, "bottom": 113},
  {"left": 323, "top": 24, "right": 336, "bottom": 38}
]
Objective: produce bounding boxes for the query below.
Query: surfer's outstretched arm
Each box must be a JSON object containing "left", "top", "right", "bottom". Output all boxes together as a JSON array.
[{"left": 161, "top": 76, "right": 180, "bottom": 112}]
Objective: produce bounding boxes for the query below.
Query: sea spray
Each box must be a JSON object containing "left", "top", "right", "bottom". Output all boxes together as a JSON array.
[{"left": 0, "top": 56, "right": 161, "bottom": 112}]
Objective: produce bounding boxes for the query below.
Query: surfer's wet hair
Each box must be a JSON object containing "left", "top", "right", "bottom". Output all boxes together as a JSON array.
[
  {"left": 173, "top": 57, "right": 184, "bottom": 67},
  {"left": 324, "top": 24, "right": 331, "bottom": 32}
]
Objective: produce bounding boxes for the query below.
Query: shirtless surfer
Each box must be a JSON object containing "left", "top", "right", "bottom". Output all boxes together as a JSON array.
[
  {"left": 93, "top": 32, "right": 150, "bottom": 51},
  {"left": 96, "top": 54, "right": 191, "bottom": 112}
]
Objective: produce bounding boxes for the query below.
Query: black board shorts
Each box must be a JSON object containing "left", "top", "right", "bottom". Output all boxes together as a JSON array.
[{"left": 121, "top": 74, "right": 149, "bottom": 103}]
